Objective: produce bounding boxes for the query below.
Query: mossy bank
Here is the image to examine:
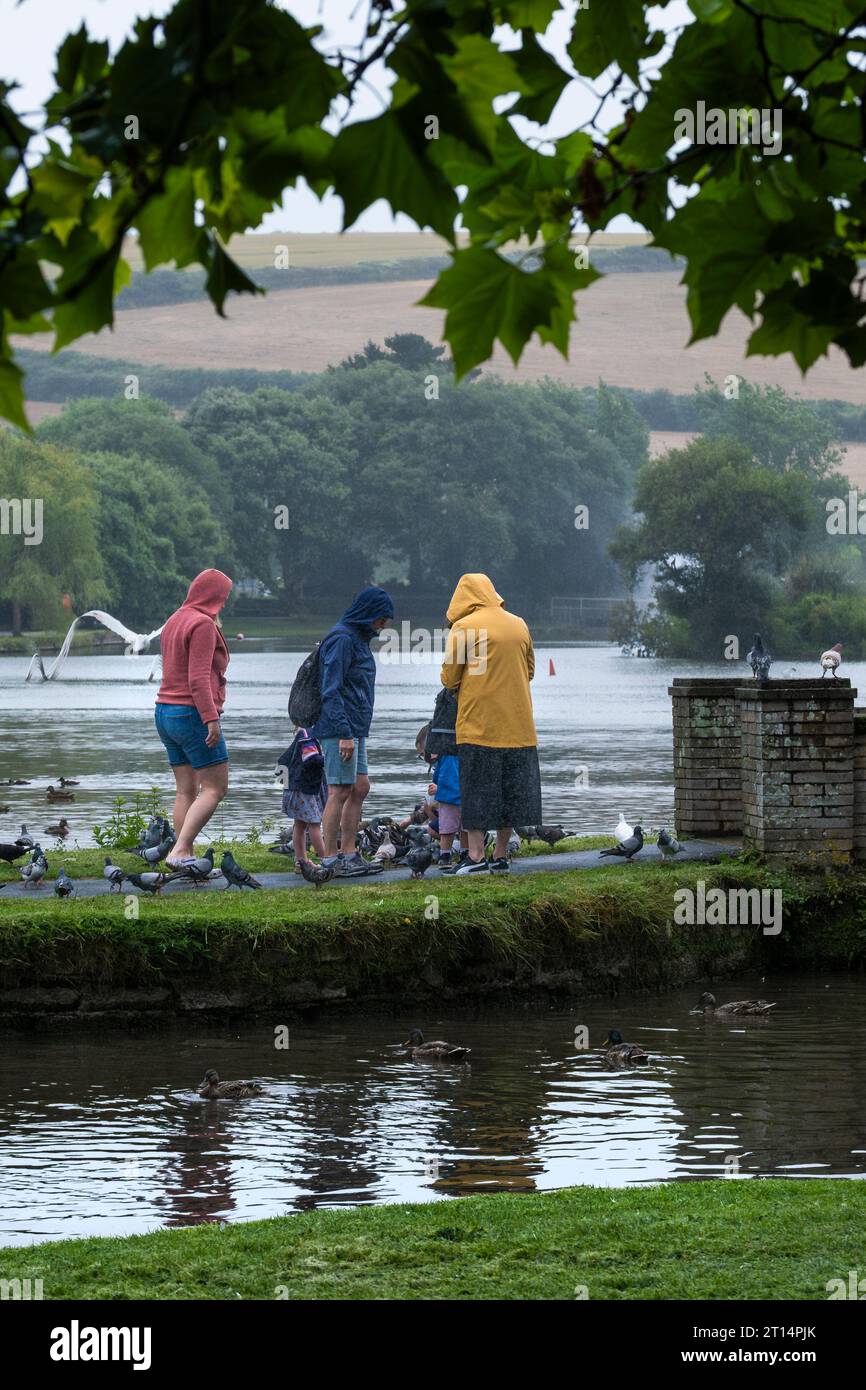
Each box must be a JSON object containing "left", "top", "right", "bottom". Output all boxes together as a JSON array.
[
  {"left": 1, "top": 853, "right": 865, "bottom": 1030},
  {"left": 1, "top": 1180, "right": 862, "bottom": 1300}
]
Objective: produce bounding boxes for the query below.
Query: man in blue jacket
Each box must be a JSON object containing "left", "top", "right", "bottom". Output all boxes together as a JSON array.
[{"left": 314, "top": 585, "right": 394, "bottom": 876}]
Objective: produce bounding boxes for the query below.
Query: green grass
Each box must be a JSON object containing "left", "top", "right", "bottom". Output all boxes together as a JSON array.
[{"left": 1, "top": 1181, "right": 860, "bottom": 1300}]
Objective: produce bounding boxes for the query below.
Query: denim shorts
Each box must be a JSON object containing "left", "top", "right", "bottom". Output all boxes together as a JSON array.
[
  {"left": 321, "top": 736, "right": 368, "bottom": 785},
  {"left": 155, "top": 703, "right": 228, "bottom": 769}
]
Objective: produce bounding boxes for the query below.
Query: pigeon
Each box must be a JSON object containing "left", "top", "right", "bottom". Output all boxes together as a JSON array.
[
  {"left": 406, "top": 845, "right": 434, "bottom": 878},
  {"left": 599, "top": 825, "right": 644, "bottom": 863},
  {"left": 747, "top": 633, "right": 772, "bottom": 681},
  {"left": 820, "top": 643, "right": 843, "bottom": 679},
  {"left": 220, "top": 850, "right": 262, "bottom": 890},
  {"left": 17, "top": 824, "right": 34, "bottom": 849},
  {"left": 20, "top": 845, "right": 47, "bottom": 887},
  {"left": 405, "top": 824, "right": 432, "bottom": 846},
  {"left": 517, "top": 824, "right": 568, "bottom": 847},
  {"left": 135, "top": 833, "right": 176, "bottom": 865},
  {"left": 614, "top": 813, "right": 633, "bottom": 844},
  {"left": 125, "top": 871, "right": 171, "bottom": 895},
  {"left": 0, "top": 840, "right": 28, "bottom": 866},
  {"left": 372, "top": 841, "right": 397, "bottom": 863},
  {"left": 506, "top": 831, "right": 521, "bottom": 859},
  {"left": 656, "top": 827, "right": 684, "bottom": 861},
  {"left": 171, "top": 847, "right": 215, "bottom": 883},
  {"left": 103, "top": 856, "right": 125, "bottom": 891},
  {"left": 54, "top": 867, "right": 75, "bottom": 898},
  {"left": 142, "top": 815, "right": 165, "bottom": 850},
  {"left": 298, "top": 858, "right": 335, "bottom": 888}
]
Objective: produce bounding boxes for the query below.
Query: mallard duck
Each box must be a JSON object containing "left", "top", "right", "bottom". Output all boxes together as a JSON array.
[
  {"left": 601, "top": 1030, "right": 649, "bottom": 1065},
  {"left": 197, "top": 1068, "right": 265, "bottom": 1099},
  {"left": 46, "top": 785, "right": 75, "bottom": 803},
  {"left": 44, "top": 818, "right": 70, "bottom": 838},
  {"left": 58, "top": 777, "right": 80, "bottom": 787},
  {"left": 697, "top": 992, "right": 776, "bottom": 1018},
  {"left": 0, "top": 804, "right": 9, "bottom": 814},
  {"left": 403, "top": 1028, "right": 470, "bottom": 1062}
]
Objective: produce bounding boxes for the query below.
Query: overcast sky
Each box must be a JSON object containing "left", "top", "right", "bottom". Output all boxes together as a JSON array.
[{"left": 1, "top": 0, "right": 691, "bottom": 234}]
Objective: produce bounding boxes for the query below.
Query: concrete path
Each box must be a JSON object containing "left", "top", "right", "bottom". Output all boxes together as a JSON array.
[{"left": 0, "top": 840, "right": 740, "bottom": 900}]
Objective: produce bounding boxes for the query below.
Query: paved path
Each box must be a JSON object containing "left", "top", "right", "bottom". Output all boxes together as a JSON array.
[{"left": 0, "top": 840, "right": 740, "bottom": 900}]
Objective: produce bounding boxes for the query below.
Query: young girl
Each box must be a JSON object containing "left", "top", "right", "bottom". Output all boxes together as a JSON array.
[{"left": 280, "top": 726, "right": 328, "bottom": 867}]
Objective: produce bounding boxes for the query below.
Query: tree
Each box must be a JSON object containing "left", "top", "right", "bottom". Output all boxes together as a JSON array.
[
  {"left": 0, "top": 433, "right": 106, "bottom": 633},
  {"left": 2, "top": 2, "right": 865, "bottom": 426},
  {"left": 38, "top": 396, "right": 220, "bottom": 490},
  {"left": 611, "top": 436, "right": 814, "bottom": 655}
]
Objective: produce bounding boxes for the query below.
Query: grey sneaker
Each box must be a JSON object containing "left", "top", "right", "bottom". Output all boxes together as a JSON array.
[{"left": 336, "top": 852, "right": 382, "bottom": 877}]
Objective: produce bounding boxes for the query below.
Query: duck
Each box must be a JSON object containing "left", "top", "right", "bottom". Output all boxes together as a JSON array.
[
  {"left": 58, "top": 777, "right": 80, "bottom": 787},
  {"left": 601, "top": 1030, "right": 649, "bottom": 1065},
  {"left": 44, "top": 818, "right": 71, "bottom": 838},
  {"left": 403, "top": 1028, "right": 470, "bottom": 1062},
  {"left": 197, "top": 1068, "right": 265, "bottom": 1099},
  {"left": 46, "top": 785, "right": 75, "bottom": 803},
  {"left": 0, "top": 804, "right": 9, "bottom": 814},
  {"left": 697, "top": 992, "right": 776, "bottom": 1018}
]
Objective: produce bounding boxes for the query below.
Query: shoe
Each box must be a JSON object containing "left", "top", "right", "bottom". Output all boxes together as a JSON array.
[
  {"left": 440, "top": 849, "right": 469, "bottom": 875},
  {"left": 336, "top": 852, "right": 382, "bottom": 877},
  {"left": 438, "top": 851, "right": 452, "bottom": 869},
  {"left": 489, "top": 857, "right": 510, "bottom": 873},
  {"left": 455, "top": 856, "right": 489, "bottom": 875}
]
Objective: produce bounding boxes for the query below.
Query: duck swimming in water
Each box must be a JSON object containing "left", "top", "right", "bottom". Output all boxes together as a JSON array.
[
  {"left": 403, "top": 1028, "right": 470, "bottom": 1062},
  {"left": 601, "top": 1030, "right": 649, "bottom": 1065},
  {"left": 197, "top": 1069, "right": 265, "bottom": 1099},
  {"left": 46, "top": 785, "right": 75, "bottom": 803},
  {"left": 696, "top": 992, "right": 776, "bottom": 1018}
]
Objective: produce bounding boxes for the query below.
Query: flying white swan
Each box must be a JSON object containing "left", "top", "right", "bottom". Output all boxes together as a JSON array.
[{"left": 25, "top": 611, "right": 165, "bottom": 682}]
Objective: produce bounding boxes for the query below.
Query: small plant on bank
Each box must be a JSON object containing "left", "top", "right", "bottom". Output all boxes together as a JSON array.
[{"left": 91, "top": 788, "right": 166, "bottom": 850}]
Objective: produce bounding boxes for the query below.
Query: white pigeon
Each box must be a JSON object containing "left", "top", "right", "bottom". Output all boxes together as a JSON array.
[
  {"left": 820, "top": 643, "right": 842, "bottom": 679},
  {"left": 614, "top": 813, "right": 633, "bottom": 844}
]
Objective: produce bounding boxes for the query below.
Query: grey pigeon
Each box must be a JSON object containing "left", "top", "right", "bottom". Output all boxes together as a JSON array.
[
  {"left": 20, "top": 845, "right": 47, "bottom": 887},
  {"left": 298, "top": 858, "right": 335, "bottom": 888},
  {"left": 405, "top": 824, "right": 432, "bottom": 846},
  {"left": 172, "top": 847, "right": 215, "bottom": 884},
  {"left": 141, "top": 815, "right": 164, "bottom": 850},
  {"left": 103, "top": 856, "right": 125, "bottom": 891},
  {"left": 220, "top": 850, "right": 262, "bottom": 890},
  {"left": 747, "top": 633, "right": 772, "bottom": 681},
  {"left": 136, "top": 832, "right": 176, "bottom": 864},
  {"left": 657, "top": 827, "right": 684, "bottom": 861},
  {"left": 599, "top": 825, "right": 644, "bottom": 863},
  {"left": 17, "top": 824, "right": 34, "bottom": 849},
  {"left": 406, "top": 845, "right": 434, "bottom": 878},
  {"left": 54, "top": 867, "right": 75, "bottom": 898},
  {"left": 506, "top": 831, "right": 521, "bottom": 859},
  {"left": 125, "top": 871, "right": 171, "bottom": 895}
]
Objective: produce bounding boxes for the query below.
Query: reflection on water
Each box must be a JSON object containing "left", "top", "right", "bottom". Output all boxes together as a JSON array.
[
  {"left": 0, "top": 975, "right": 864, "bottom": 1246},
  {"left": 3, "top": 645, "right": 860, "bottom": 846}
]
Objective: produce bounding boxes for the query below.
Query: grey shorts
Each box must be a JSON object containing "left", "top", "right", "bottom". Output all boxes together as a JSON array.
[{"left": 321, "top": 736, "right": 368, "bottom": 785}]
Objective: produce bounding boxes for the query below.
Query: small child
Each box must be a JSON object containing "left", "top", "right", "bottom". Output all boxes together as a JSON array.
[
  {"left": 428, "top": 749, "right": 464, "bottom": 868},
  {"left": 279, "top": 726, "right": 327, "bottom": 868}
]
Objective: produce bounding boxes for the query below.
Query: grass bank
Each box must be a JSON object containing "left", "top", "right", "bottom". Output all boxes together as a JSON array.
[
  {"left": 1, "top": 1180, "right": 860, "bottom": 1300},
  {"left": 1, "top": 854, "right": 865, "bottom": 1027}
]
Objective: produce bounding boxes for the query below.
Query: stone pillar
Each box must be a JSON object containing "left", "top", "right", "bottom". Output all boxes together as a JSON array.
[
  {"left": 853, "top": 713, "right": 866, "bottom": 863},
  {"left": 737, "top": 679, "right": 856, "bottom": 866},
  {"left": 669, "top": 679, "right": 743, "bottom": 837}
]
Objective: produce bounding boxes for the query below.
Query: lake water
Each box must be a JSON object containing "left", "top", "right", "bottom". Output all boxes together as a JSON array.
[
  {"left": 0, "top": 974, "right": 863, "bottom": 1246},
  {"left": 2, "top": 643, "right": 859, "bottom": 846}
]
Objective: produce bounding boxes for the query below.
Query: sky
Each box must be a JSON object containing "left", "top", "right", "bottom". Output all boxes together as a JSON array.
[{"left": 0, "top": 0, "right": 693, "bottom": 234}]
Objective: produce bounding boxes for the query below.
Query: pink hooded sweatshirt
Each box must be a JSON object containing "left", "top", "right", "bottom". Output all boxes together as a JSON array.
[{"left": 156, "top": 569, "right": 233, "bottom": 724}]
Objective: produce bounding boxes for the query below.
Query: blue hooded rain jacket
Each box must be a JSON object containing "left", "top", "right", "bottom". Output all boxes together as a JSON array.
[{"left": 312, "top": 587, "right": 395, "bottom": 740}]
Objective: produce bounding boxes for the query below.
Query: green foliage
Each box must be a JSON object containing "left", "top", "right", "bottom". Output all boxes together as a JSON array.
[
  {"left": 0, "top": 432, "right": 107, "bottom": 632},
  {"left": 91, "top": 789, "right": 166, "bottom": 850},
  {"left": 3, "top": 3, "right": 865, "bottom": 424}
]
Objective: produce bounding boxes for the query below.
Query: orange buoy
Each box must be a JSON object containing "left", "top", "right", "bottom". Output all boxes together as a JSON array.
[{"left": 549, "top": 658, "right": 556, "bottom": 676}]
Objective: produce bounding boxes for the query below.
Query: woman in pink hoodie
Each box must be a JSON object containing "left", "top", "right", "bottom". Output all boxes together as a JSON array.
[{"left": 155, "top": 569, "right": 233, "bottom": 865}]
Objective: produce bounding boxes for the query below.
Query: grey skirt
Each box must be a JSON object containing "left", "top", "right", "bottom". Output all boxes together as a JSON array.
[{"left": 457, "top": 744, "right": 542, "bottom": 831}]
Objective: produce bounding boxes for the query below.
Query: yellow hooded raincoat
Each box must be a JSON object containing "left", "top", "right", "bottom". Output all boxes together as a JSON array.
[{"left": 440, "top": 574, "right": 536, "bottom": 749}]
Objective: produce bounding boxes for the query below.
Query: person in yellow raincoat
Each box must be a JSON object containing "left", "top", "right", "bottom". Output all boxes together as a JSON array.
[{"left": 440, "top": 573, "right": 542, "bottom": 874}]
